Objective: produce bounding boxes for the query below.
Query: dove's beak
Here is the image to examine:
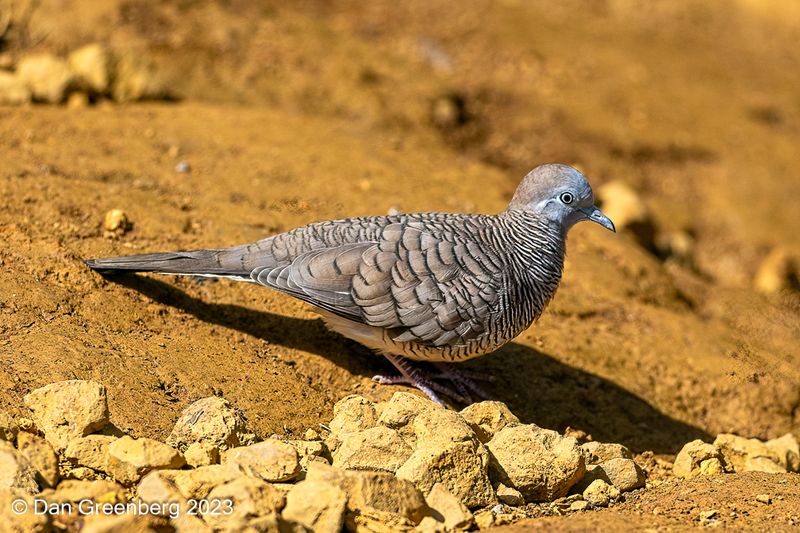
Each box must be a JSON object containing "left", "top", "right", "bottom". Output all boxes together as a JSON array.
[{"left": 582, "top": 207, "right": 616, "bottom": 232}]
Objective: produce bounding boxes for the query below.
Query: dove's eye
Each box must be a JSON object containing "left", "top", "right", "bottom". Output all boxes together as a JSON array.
[{"left": 559, "top": 192, "right": 575, "bottom": 204}]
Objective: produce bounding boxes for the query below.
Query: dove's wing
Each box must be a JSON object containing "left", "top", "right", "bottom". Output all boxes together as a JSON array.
[{"left": 253, "top": 218, "right": 506, "bottom": 348}]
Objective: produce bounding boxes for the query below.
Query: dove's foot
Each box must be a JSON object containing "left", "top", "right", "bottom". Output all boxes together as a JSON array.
[{"left": 372, "top": 353, "right": 494, "bottom": 407}]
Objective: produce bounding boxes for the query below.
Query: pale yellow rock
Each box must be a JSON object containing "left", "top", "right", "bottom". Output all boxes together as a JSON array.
[
  {"left": 494, "top": 483, "right": 524, "bottom": 506},
  {"left": 16, "top": 54, "right": 75, "bottom": 103},
  {"left": 329, "top": 395, "right": 378, "bottom": 435},
  {"left": 377, "top": 392, "right": 438, "bottom": 431},
  {"left": 282, "top": 478, "right": 346, "bottom": 533},
  {"left": 332, "top": 426, "right": 412, "bottom": 473},
  {"left": 0, "top": 71, "right": 31, "bottom": 105},
  {"left": 287, "top": 439, "right": 329, "bottom": 470},
  {"left": 203, "top": 476, "right": 286, "bottom": 530},
  {"left": 714, "top": 433, "right": 785, "bottom": 473},
  {"left": 16, "top": 432, "right": 59, "bottom": 488},
  {"left": 41, "top": 479, "right": 126, "bottom": 505},
  {"left": 103, "top": 209, "right": 131, "bottom": 234},
  {"left": 68, "top": 43, "right": 113, "bottom": 94},
  {"left": 304, "top": 428, "right": 321, "bottom": 441},
  {"left": 425, "top": 483, "right": 473, "bottom": 530},
  {"left": 136, "top": 470, "right": 212, "bottom": 533},
  {"left": 0, "top": 412, "right": 18, "bottom": 442},
  {"left": 582, "top": 478, "right": 619, "bottom": 507},
  {"left": 106, "top": 436, "right": 186, "bottom": 484},
  {"left": 172, "top": 464, "right": 242, "bottom": 499},
  {"left": 486, "top": 425, "right": 585, "bottom": 502},
  {"left": 581, "top": 441, "right": 633, "bottom": 465},
  {"left": 0, "top": 488, "right": 50, "bottom": 532},
  {"left": 459, "top": 401, "right": 520, "bottom": 443},
  {"left": 413, "top": 407, "right": 476, "bottom": 447},
  {"left": 63, "top": 435, "right": 120, "bottom": 476},
  {"left": 222, "top": 438, "right": 300, "bottom": 482},
  {"left": 82, "top": 513, "right": 171, "bottom": 533},
  {"left": 765, "top": 433, "right": 800, "bottom": 472},
  {"left": 183, "top": 441, "right": 219, "bottom": 467},
  {"left": 569, "top": 499, "right": 590, "bottom": 512},
  {"left": 416, "top": 515, "right": 447, "bottom": 533},
  {"left": 24, "top": 380, "right": 109, "bottom": 451},
  {"left": 0, "top": 441, "right": 39, "bottom": 493},
  {"left": 595, "top": 180, "right": 654, "bottom": 248},
  {"left": 111, "top": 51, "right": 168, "bottom": 103},
  {"left": 306, "top": 462, "right": 428, "bottom": 525},
  {"left": 397, "top": 440, "right": 495, "bottom": 509},
  {"left": 167, "top": 396, "right": 255, "bottom": 452},
  {"left": 673, "top": 439, "right": 730, "bottom": 478},
  {"left": 597, "top": 458, "right": 646, "bottom": 492},
  {"left": 754, "top": 247, "right": 798, "bottom": 294}
]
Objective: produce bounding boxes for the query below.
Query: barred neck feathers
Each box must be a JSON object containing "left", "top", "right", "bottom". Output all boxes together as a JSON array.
[{"left": 497, "top": 209, "right": 566, "bottom": 321}]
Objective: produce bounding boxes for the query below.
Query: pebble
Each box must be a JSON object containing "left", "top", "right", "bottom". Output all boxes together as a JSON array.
[
  {"left": 755, "top": 494, "right": 772, "bottom": 505},
  {"left": 103, "top": 208, "right": 132, "bottom": 234},
  {"left": 175, "top": 161, "right": 191, "bottom": 173}
]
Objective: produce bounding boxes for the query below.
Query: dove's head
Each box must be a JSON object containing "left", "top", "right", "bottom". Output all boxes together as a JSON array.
[{"left": 506, "top": 163, "right": 615, "bottom": 234}]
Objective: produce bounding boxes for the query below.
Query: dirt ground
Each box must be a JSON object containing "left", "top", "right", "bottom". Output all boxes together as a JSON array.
[{"left": 1, "top": 0, "right": 799, "bottom": 529}]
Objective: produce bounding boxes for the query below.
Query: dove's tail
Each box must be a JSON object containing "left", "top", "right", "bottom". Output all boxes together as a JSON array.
[{"left": 84, "top": 245, "right": 264, "bottom": 281}]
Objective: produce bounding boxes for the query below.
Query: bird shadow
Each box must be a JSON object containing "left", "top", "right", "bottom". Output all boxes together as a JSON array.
[{"left": 107, "top": 274, "right": 709, "bottom": 454}]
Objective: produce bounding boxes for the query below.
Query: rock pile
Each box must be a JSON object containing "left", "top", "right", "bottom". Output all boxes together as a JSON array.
[
  {"left": 674, "top": 433, "right": 800, "bottom": 478},
  {"left": 0, "top": 43, "right": 170, "bottom": 106},
  {"left": 1, "top": 381, "right": 651, "bottom": 531}
]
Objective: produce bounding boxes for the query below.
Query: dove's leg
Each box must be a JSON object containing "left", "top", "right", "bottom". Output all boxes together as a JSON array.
[{"left": 372, "top": 354, "right": 492, "bottom": 406}]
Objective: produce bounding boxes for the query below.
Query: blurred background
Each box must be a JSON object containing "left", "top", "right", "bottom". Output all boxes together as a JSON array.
[{"left": 1, "top": 0, "right": 799, "bottom": 453}]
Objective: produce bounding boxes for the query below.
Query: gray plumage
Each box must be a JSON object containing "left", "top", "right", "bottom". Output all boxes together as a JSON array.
[{"left": 85, "top": 164, "right": 615, "bottom": 365}]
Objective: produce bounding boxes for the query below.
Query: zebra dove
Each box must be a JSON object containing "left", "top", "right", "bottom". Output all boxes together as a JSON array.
[{"left": 85, "top": 164, "right": 615, "bottom": 405}]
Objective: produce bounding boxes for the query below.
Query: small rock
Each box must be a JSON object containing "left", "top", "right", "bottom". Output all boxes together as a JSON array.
[
  {"left": 377, "top": 392, "right": 437, "bottom": 433},
  {"left": 473, "top": 509, "right": 495, "bottom": 529},
  {"left": 66, "top": 91, "right": 90, "bottom": 109},
  {"left": 111, "top": 51, "right": 168, "bottom": 103},
  {"left": 459, "top": 401, "right": 520, "bottom": 443},
  {"left": 282, "top": 479, "right": 346, "bottom": 533},
  {"left": 172, "top": 464, "right": 242, "bottom": 499},
  {"left": 755, "top": 494, "right": 771, "bottom": 505},
  {"left": 0, "top": 412, "right": 18, "bottom": 442},
  {"left": 591, "top": 458, "right": 646, "bottom": 492},
  {"left": 486, "top": 424, "right": 585, "bottom": 502},
  {"left": 166, "top": 396, "right": 255, "bottom": 452},
  {"left": 581, "top": 441, "right": 633, "bottom": 465},
  {"left": 306, "top": 463, "right": 428, "bottom": 525},
  {"left": 673, "top": 439, "right": 730, "bottom": 478},
  {"left": 203, "top": 476, "right": 286, "bottom": 530},
  {"left": 430, "top": 93, "right": 468, "bottom": 129},
  {"left": 183, "top": 441, "right": 219, "bottom": 467},
  {"left": 24, "top": 380, "right": 109, "bottom": 451},
  {"left": 568, "top": 499, "right": 590, "bottom": 512},
  {"left": 103, "top": 208, "right": 132, "bottom": 234},
  {"left": 0, "top": 441, "right": 39, "bottom": 493},
  {"left": 494, "top": 483, "right": 524, "bottom": 506},
  {"left": 16, "top": 432, "right": 59, "bottom": 488},
  {"left": 765, "top": 433, "right": 800, "bottom": 472},
  {"left": 304, "top": 428, "right": 321, "bottom": 441},
  {"left": 41, "top": 479, "right": 126, "bottom": 505},
  {"left": 329, "top": 395, "right": 378, "bottom": 435},
  {"left": 63, "top": 434, "right": 117, "bottom": 474},
  {"left": 222, "top": 438, "right": 300, "bottom": 482},
  {"left": 754, "top": 247, "right": 799, "bottom": 294},
  {"left": 137, "top": 471, "right": 212, "bottom": 533},
  {"left": 0, "top": 488, "right": 50, "bottom": 532},
  {"left": 0, "top": 71, "right": 32, "bottom": 105},
  {"left": 16, "top": 54, "right": 75, "bottom": 103},
  {"left": 699, "top": 509, "right": 719, "bottom": 521},
  {"left": 81, "top": 513, "right": 172, "bottom": 533},
  {"left": 425, "top": 482, "right": 473, "bottom": 530},
  {"left": 332, "top": 425, "right": 412, "bottom": 473},
  {"left": 106, "top": 436, "right": 186, "bottom": 484},
  {"left": 713, "top": 433, "right": 785, "bottom": 473},
  {"left": 175, "top": 161, "right": 191, "bottom": 173},
  {"left": 68, "top": 43, "right": 113, "bottom": 94},
  {"left": 416, "top": 515, "right": 447, "bottom": 533},
  {"left": 595, "top": 180, "right": 655, "bottom": 250},
  {"left": 582, "top": 478, "right": 619, "bottom": 507}
]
